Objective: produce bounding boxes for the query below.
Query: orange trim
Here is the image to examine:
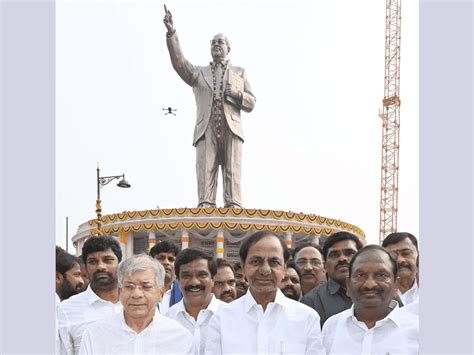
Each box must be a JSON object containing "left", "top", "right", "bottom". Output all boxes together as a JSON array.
[{"left": 119, "top": 232, "right": 128, "bottom": 244}]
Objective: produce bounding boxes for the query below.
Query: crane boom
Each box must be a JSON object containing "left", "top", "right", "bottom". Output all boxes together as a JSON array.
[{"left": 379, "top": 0, "right": 402, "bottom": 244}]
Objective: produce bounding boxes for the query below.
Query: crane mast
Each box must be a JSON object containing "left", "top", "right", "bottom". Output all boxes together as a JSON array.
[{"left": 379, "top": 0, "right": 402, "bottom": 244}]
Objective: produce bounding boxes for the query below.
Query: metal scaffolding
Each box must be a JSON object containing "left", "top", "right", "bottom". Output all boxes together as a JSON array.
[{"left": 379, "top": 0, "right": 402, "bottom": 243}]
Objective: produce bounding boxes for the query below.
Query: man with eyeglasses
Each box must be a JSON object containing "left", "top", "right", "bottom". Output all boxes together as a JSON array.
[
  {"left": 301, "top": 232, "right": 362, "bottom": 327},
  {"left": 163, "top": 5, "right": 256, "bottom": 209},
  {"left": 293, "top": 242, "right": 326, "bottom": 296},
  {"left": 79, "top": 254, "right": 193, "bottom": 354}
]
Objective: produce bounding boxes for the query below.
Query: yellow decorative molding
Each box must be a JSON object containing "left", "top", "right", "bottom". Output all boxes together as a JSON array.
[{"left": 83, "top": 207, "right": 365, "bottom": 242}]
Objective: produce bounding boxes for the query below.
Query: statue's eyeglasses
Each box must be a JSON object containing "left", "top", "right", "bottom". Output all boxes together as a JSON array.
[{"left": 211, "top": 39, "right": 227, "bottom": 46}]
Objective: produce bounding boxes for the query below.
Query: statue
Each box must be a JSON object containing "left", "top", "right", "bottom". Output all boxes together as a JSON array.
[{"left": 163, "top": 5, "right": 256, "bottom": 208}]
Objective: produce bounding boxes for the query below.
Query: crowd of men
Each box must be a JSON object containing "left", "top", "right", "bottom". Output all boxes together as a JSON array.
[{"left": 56, "top": 231, "right": 419, "bottom": 354}]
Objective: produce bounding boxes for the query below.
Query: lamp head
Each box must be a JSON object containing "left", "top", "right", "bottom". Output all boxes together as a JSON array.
[{"left": 117, "top": 176, "right": 131, "bottom": 188}]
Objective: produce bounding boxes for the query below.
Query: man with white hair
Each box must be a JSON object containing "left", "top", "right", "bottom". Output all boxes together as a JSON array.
[
  {"left": 79, "top": 254, "right": 194, "bottom": 354},
  {"left": 205, "top": 231, "right": 325, "bottom": 354}
]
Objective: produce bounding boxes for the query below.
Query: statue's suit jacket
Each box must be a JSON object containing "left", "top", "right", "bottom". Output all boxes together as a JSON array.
[{"left": 166, "top": 32, "right": 256, "bottom": 146}]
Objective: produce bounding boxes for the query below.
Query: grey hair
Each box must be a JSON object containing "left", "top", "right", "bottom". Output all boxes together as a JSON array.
[{"left": 118, "top": 254, "right": 165, "bottom": 288}]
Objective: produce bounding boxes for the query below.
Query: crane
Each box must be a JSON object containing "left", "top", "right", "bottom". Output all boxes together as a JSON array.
[{"left": 379, "top": 0, "right": 402, "bottom": 244}]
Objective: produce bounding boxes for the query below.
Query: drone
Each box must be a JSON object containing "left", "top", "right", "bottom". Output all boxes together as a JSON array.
[{"left": 162, "top": 107, "right": 177, "bottom": 116}]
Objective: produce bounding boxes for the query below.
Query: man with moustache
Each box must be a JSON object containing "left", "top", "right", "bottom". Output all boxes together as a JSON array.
[
  {"left": 79, "top": 254, "right": 194, "bottom": 354},
  {"left": 278, "top": 261, "right": 302, "bottom": 301},
  {"left": 322, "top": 245, "right": 419, "bottom": 354},
  {"left": 163, "top": 5, "right": 256, "bottom": 208},
  {"left": 206, "top": 231, "right": 325, "bottom": 354},
  {"left": 212, "top": 259, "right": 237, "bottom": 303},
  {"left": 57, "top": 236, "right": 123, "bottom": 355},
  {"left": 149, "top": 240, "right": 183, "bottom": 314},
  {"left": 293, "top": 242, "right": 326, "bottom": 296},
  {"left": 166, "top": 248, "right": 224, "bottom": 355},
  {"left": 56, "top": 247, "right": 84, "bottom": 301},
  {"left": 233, "top": 261, "right": 249, "bottom": 298},
  {"left": 382, "top": 232, "right": 419, "bottom": 306},
  {"left": 301, "top": 232, "right": 362, "bottom": 327}
]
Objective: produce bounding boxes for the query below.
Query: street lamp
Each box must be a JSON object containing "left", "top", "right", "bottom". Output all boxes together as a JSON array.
[{"left": 95, "top": 163, "right": 131, "bottom": 235}]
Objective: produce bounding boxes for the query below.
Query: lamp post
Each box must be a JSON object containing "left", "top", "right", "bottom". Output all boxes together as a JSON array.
[{"left": 95, "top": 163, "right": 131, "bottom": 236}]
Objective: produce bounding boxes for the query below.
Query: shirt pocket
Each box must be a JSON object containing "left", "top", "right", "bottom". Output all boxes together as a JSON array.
[{"left": 280, "top": 341, "right": 306, "bottom": 354}]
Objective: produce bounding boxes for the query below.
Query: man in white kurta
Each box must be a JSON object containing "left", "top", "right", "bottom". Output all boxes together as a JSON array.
[
  {"left": 205, "top": 231, "right": 325, "bottom": 354},
  {"left": 167, "top": 294, "right": 224, "bottom": 354},
  {"left": 166, "top": 248, "right": 224, "bottom": 354},
  {"left": 79, "top": 254, "right": 194, "bottom": 355},
  {"left": 322, "top": 245, "right": 419, "bottom": 354},
  {"left": 57, "top": 285, "right": 123, "bottom": 354},
  {"left": 79, "top": 311, "right": 193, "bottom": 354},
  {"left": 206, "top": 288, "right": 324, "bottom": 354},
  {"left": 57, "top": 237, "right": 124, "bottom": 355},
  {"left": 322, "top": 304, "right": 419, "bottom": 354}
]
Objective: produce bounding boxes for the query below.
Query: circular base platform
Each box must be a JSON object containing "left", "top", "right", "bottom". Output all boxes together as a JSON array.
[{"left": 72, "top": 207, "right": 365, "bottom": 262}]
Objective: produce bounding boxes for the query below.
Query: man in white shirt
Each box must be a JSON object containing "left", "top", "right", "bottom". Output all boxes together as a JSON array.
[
  {"left": 149, "top": 240, "right": 183, "bottom": 314},
  {"left": 322, "top": 245, "right": 419, "bottom": 354},
  {"left": 79, "top": 254, "right": 194, "bottom": 354},
  {"left": 205, "top": 231, "right": 325, "bottom": 354},
  {"left": 57, "top": 236, "right": 123, "bottom": 355},
  {"left": 167, "top": 248, "right": 224, "bottom": 354},
  {"left": 382, "top": 232, "right": 419, "bottom": 305}
]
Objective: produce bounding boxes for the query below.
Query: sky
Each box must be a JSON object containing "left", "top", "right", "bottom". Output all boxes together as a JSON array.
[{"left": 56, "top": 0, "right": 419, "bottom": 250}]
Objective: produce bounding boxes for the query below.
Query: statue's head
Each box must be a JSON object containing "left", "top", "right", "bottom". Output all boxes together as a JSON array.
[{"left": 210, "top": 33, "right": 230, "bottom": 62}]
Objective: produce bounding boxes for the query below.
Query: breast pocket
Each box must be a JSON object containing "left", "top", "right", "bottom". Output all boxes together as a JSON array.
[{"left": 280, "top": 341, "right": 306, "bottom": 354}]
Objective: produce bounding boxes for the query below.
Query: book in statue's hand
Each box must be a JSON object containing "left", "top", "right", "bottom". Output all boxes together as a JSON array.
[{"left": 225, "top": 70, "right": 244, "bottom": 107}]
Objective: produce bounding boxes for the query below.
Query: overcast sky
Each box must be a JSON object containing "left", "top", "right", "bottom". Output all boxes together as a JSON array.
[{"left": 56, "top": 0, "right": 419, "bottom": 250}]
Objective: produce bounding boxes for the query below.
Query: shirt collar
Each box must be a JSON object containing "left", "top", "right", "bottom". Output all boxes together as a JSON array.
[
  {"left": 406, "top": 279, "right": 419, "bottom": 293},
  {"left": 206, "top": 294, "right": 223, "bottom": 312},
  {"left": 243, "top": 289, "right": 289, "bottom": 313},
  {"left": 178, "top": 294, "right": 221, "bottom": 315},
  {"left": 163, "top": 279, "right": 176, "bottom": 295},
  {"left": 173, "top": 299, "right": 186, "bottom": 314},
  {"left": 84, "top": 284, "right": 119, "bottom": 306},
  {"left": 210, "top": 59, "right": 229, "bottom": 67},
  {"left": 120, "top": 309, "right": 159, "bottom": 334},
  {"left": 327, "top": 278, "right": 345, "bottom": 295},
  {"left": 397, "top": 279, "right": 419, "bottom": 301},
  {"left": 348, "top": 302, "right": 404, "bottom": 328},
  {"left": 84, "top": 285, "right": 102, "bottom": 305}
]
